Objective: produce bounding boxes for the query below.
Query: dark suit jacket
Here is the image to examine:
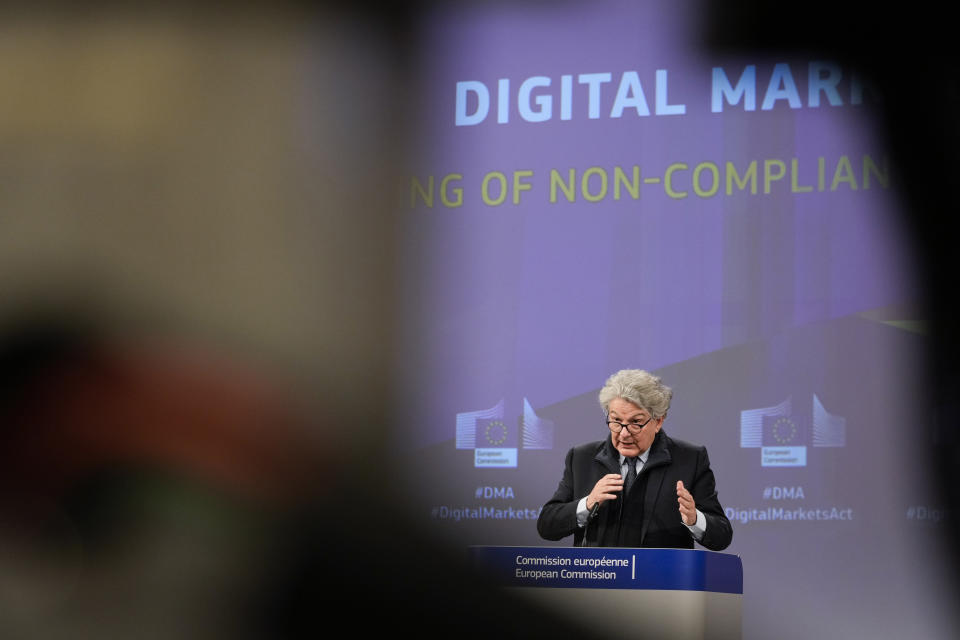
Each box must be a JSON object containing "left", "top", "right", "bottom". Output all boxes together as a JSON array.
[{"left": 537, "top": 430, "right": 733, "bottom": 550}]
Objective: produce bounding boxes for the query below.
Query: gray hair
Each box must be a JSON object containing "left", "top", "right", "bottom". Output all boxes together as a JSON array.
[{"left": 598, "top": 369, "right": 673, "bottom": 419}]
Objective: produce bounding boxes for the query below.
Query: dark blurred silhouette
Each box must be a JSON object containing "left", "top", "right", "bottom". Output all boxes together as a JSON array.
[
  {"left": 0, "top": 309, "right": 325, "bottom": 637},
  {"left": 700, "top": 0, "right": 960, "bottom": 602}
]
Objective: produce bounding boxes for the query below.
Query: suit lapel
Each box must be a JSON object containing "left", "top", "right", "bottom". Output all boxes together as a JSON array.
[
  {"left": 639, "top": 432, "right": 672, "bottom": 545},
  {"left": 593, "top": 439, "right": 621, "bottom": 474}
]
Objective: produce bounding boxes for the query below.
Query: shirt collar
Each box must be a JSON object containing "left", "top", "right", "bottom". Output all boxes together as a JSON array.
[{"left": 619, "top": 448, "right": 651, "bottom": 465}]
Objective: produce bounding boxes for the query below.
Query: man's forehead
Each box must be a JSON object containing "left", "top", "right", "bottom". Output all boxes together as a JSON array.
[{"left": 610, "top": 402, "right": 648, "bottom": 417}]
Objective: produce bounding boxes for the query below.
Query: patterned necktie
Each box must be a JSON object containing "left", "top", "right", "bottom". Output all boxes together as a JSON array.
[{"left": 624, "top": 457, "right": 638, "bottom": 494}]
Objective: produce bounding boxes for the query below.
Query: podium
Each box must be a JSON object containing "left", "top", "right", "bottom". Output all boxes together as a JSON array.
[{"left": 471, "top": 546, "right": 743, "bottom": 640}]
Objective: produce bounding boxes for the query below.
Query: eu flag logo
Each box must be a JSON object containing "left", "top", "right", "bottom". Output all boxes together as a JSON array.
[
  {"left": 762, "top": 415, "right": 808, "bottom": 446},
  {"left": 741, "top": 395, "right": 845, "bottom": 468},
  {"left": 478, "top": 417, "right": 509, "bottom": 446},
  {"left": 455, "top": 397, "right": 554, "bottom": 468}
]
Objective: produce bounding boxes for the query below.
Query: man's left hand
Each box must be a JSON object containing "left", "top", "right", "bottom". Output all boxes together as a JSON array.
[{"left": 676, "top": 480, "right": 697, "bottom": 526}]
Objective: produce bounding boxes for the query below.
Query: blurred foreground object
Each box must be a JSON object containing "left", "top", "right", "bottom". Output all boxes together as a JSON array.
[
  {"left": 0, "top": 315, "right": 329, "bottom": 638},
  {"left": 0, "top": 3, "right": 403, "bottom": 637}
]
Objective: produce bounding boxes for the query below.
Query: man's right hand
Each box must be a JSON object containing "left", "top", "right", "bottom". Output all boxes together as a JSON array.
[{"left": 586, "top": 473, "right": 624, "bottom": 510}]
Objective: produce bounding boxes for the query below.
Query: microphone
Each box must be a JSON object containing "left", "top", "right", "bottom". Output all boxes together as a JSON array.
[
  {"left": 581, "top": 499, "right": 603, "bottom": 547},
  {"left": 588, "top": 501, "right": 602, "bottom": 521}
]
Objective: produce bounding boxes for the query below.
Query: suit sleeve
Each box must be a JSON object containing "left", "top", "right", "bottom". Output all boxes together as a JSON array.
[
  {"left": 536, "top": 447, "right": 581, "bottom": 541},
  {"left": 691, "top": 446, "right": 733, "bottom": 551}
]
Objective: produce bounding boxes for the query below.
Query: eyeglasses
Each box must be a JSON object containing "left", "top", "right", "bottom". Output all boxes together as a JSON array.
[{"left": 606, "top": 417, "right": 653, "bottom": 435}]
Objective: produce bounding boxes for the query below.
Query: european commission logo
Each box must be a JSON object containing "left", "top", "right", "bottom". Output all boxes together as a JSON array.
[
  {"left": 740, "top": 395, "right": 846, "bottom": 467},
  {"left": 456, "top": 398, "right": 554, "bottom": 468}
]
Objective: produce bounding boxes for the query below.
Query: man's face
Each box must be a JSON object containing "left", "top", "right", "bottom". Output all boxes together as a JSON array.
[{"left": 608, "top": 397, "right": 663, "bottom": 457}]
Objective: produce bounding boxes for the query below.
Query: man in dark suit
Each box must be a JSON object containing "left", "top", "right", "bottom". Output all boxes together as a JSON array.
[{"left": 537, "top": 369, "right": 732, "bottom": 550}]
